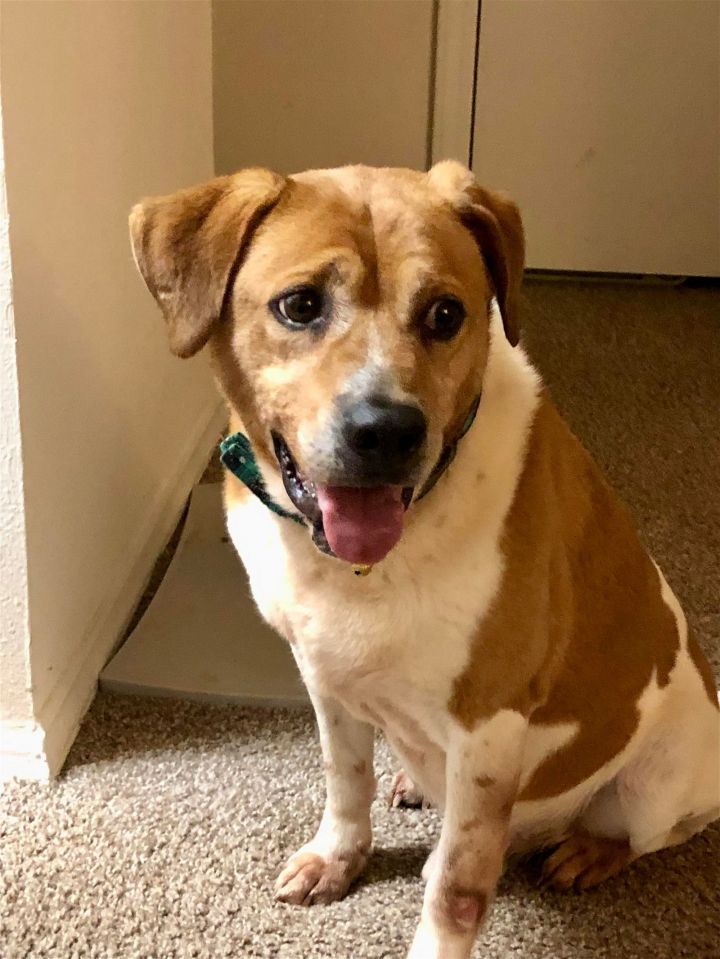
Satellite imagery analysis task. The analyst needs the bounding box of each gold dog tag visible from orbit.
[352,564,373,577]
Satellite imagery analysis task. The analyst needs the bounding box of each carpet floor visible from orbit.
[2,279,719,959]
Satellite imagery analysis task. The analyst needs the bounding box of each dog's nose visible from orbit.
[342,397,427,466]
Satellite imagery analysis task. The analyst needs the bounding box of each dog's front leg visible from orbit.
[408,709,527,959]
[275,691,375,906]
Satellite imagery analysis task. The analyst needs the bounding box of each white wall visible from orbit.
[213,0,435,174]
[0,0,223,778]
[0,93,40,778]
[472,0,720,274]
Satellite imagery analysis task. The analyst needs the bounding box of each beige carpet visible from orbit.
[2,279,719,958]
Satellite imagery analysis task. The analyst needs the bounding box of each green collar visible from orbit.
[416,394,481,500]
[219,433,305,525]
[219,394,481,530]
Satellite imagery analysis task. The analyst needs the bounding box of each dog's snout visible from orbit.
[343,398,427,466]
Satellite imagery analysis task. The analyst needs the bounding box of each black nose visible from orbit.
[342,397,427,470]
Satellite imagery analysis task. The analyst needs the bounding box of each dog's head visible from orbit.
[130,161,524,565]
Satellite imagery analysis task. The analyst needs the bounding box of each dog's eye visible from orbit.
[272,287,324,327]
[423,297,465,341]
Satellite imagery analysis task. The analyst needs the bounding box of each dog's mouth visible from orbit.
[271,431,413,565]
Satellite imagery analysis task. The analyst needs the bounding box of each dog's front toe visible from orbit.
[389,769,428,809]
[274,846,368,906]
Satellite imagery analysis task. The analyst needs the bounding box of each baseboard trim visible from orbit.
[524,269,689,285]
[1,397,227,782]
[0,720,51,782]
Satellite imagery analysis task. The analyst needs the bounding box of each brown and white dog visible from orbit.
[130,162,719,959]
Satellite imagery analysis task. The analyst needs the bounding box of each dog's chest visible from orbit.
[227,493,503,747]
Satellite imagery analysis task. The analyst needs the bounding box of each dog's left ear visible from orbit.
[427,160,525,346]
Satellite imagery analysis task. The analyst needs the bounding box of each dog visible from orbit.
[130,161,719,959]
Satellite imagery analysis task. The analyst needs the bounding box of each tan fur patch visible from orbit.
[449,397,681,800]
[130,170,286,358]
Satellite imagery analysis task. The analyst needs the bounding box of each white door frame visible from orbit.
[431,0,480,166]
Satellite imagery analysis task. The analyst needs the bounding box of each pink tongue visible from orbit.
[316,485,405,565]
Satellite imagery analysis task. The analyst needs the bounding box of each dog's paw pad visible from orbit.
[388,769,428,809]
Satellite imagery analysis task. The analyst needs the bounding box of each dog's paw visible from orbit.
[389,769,428,809]
[540,834,633,891]
[274,844,369,906]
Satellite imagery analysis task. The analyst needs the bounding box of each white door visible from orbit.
[464,0,720,275]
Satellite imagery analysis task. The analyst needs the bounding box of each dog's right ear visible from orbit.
[129,169,287,358]
[427,160,525,347]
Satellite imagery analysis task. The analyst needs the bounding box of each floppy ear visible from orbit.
[427,160,525,346]
[129,168,287,357]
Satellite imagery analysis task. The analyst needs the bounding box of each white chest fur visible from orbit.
[225,319,542,782]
